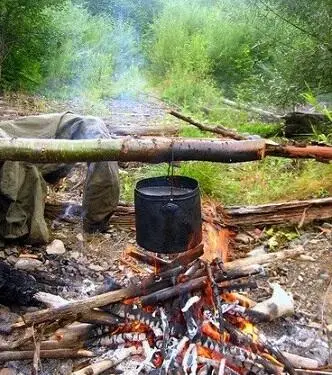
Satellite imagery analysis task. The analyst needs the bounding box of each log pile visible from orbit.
[1,243,324,375]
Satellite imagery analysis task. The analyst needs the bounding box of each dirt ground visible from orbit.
[0,94,331,373]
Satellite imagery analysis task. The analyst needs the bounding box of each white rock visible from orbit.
[88,264,104,272]
[248,245,266,257]
[15,258,43,272]
[299,254,315,262]
[235,232,252,244]
[46,239,66,255]
[76,233,84,242]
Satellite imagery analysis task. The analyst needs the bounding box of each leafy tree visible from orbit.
[83,0,162,32]
[0,0,66,90]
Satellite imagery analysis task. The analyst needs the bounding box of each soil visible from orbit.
[0,94,331,374]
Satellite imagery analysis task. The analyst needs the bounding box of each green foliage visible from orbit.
[41,3,114,101]
[0,0,66,90]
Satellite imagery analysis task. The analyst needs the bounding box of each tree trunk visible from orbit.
[0,138,266,163]
[1,137,332,164]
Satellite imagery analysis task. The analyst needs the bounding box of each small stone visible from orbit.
[0,368,17,375]
[6,255,18,265]
[299,254,315,262]
[235,232,252,244]
[298,275,303,282]
[76,233,84,242]
[0,251,5,259]
[46,239,66,255]
[15,258,43,271]
[248,245,266,257]
[5,247,17,256]
[70,251,80,260]
[320,272,330,280]
[88,264,104,272]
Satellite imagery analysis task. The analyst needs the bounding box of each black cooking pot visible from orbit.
[135,176,202,253]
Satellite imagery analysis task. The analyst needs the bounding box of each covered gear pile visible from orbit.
[0,112,120,243]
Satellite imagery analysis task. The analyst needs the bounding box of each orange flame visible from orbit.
[202,223,229,263]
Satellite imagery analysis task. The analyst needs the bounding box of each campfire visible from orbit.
[1,216,323,375]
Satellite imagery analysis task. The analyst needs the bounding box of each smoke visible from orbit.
[41,2,148,106]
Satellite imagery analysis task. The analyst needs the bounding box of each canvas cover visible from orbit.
[0,113,119,244]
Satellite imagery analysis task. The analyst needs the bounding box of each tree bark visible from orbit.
[0,137,266,163]
[220,197,332,226]
[1,137,332,163]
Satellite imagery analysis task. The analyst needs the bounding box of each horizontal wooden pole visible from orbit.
[0,137,265,164]
[0,137,332,164]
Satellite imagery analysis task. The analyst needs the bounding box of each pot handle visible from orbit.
[160,202,181,216]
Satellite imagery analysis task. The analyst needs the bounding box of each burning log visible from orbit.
[71,346,141,375]
[250,283,294,321]
[0,349,94,362]
[2,136,332,164]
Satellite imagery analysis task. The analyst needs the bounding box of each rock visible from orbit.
[297,275,303,282]
[299,254,315,262]
[5,247,18,256]
[235,232,252,244]
[319,272,330,280]
[46,239,66,255]
[248,245,266,257]
[70,251,80,260]
[6,255,18,265]
[0,251,5,259]
[76,233,84,242]
[0,369,17,375]
[15,258,43,271]
[88,264,104,272]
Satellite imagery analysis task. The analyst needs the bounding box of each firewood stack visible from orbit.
[0,241,322,375]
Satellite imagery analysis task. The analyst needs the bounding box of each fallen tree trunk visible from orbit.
[220,98,282,122]
[219,197,332,226]
[45,196,332,228]
[0,137,332,163]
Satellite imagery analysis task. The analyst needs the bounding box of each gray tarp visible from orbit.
[0,112,120,244]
